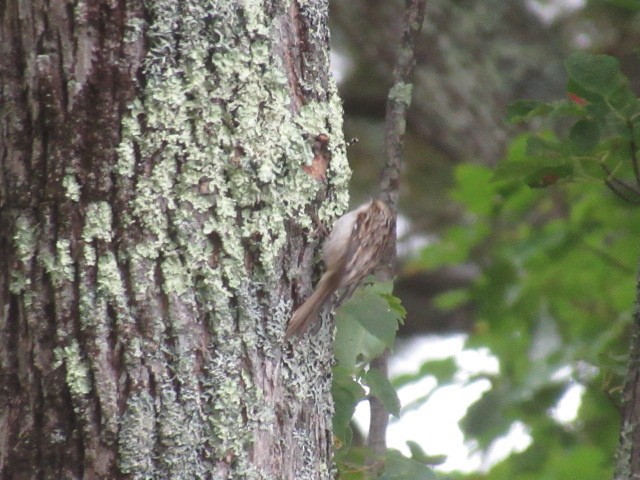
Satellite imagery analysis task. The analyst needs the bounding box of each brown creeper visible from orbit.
[285,199,395,338]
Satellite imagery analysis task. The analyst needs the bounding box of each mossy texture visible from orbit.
[110,1,347,478]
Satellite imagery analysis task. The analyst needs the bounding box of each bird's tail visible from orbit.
[285,270,341,338]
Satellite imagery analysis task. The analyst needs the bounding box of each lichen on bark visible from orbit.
[110,0,348,477]
[2,0,345,478]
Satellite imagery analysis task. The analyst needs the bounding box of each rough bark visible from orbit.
[0,1,346,479]
[615,276,640,480]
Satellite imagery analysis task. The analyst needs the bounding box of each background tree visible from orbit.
[1,1,350,478]
[330,0,640,479]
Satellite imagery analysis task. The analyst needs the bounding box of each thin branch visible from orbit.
[379,0,427,210]
[627,119,640,189]
[613,272,640,477]
[603,179,640,204]
[582,242,636,276]
[368,0,427,467]
[367,352,391,458]
[600,164,640,204]
[601,163,640,193]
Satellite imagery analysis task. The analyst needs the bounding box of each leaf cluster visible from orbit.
[405,52,640,478]
[333,281,437,479]
[501,52,640,198]
[333,51,640,479]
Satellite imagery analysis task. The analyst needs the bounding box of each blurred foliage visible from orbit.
[408,52,639,478]
[334,0,567,169]
[330,1,640,478]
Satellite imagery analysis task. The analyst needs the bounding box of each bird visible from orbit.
[285,199,395,338]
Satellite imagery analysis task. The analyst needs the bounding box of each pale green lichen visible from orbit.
[114,99,143,178]
[57,239,74,281]
[389,81,414,107]
[8,271,29,296]
[54,340,91,396]
[113,0,346,476]
[118,392,157,476]
[293,426,332,479]
[96,252,128,308]
[10,214,37,303]
[83,202,114,243]
[82,202,115,271]
[124,17,146,45]
[63,174,81,201]
[13,214,37,263]
[42,239,75,286]
[154,386,208,478]
[160,253,192,297]
[614,420,634,479]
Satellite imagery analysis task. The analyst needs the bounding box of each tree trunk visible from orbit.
[615,276,640,480]
[0,1,347,478]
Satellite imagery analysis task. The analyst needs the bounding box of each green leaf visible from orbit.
[332,366,366,443]
[334,310,387,371]
[423,358,458,384]
[506,100,552,123]
[526,165,573,188]
[334,281,402,371]
[460,387,512,447]
[565,53,622,96]
[364,368,401,417]
[432,289,469,310]
[406,441,447,465]
[603,0,640,11]
[366,278,395,295]
[382,293,407,320]
[379,450,437,480]
[392,357,457,389]
[493,160,537,184]
[335,446,371,480]
[548,445,609,480]
[551,98,588,117]
[506,133,530,162]
[569,119,600,154]
[339,284,401,346]
[451,164,496,215]
[526,135,562,157]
